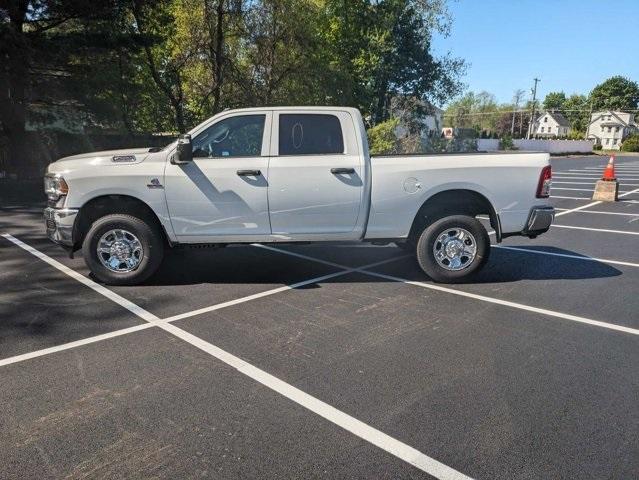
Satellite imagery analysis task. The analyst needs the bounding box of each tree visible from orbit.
[0,0,138,174]
[590,76,639,111]
[563,94,589,133]
[543,91,566,111]
[321,0,465,124]
[443,91,498,133]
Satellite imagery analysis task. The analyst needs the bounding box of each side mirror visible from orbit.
[172,134,193,164]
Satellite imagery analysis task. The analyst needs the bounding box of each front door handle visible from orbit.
[331,167,355,174]
[237,169,261,176]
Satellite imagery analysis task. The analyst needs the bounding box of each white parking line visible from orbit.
[363,270,639,336]
[493,245,639,269]
[162,255,408,324]
[552,187,633,193]
[0,324,155,367]
[1,234,158,322]
[552,170,639,178]
[258,246,639,336]
[550,195,591,200]
[158,321,472,480]
[552,224,639,235]
[553,187,639,217]
[555,208,639,217]
[2,235,465,480]
[553,182,639,186]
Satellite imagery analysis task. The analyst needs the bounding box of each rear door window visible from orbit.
[278,114,344,155]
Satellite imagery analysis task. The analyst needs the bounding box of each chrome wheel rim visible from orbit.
[432,227,477,271]
[97,229,143,273]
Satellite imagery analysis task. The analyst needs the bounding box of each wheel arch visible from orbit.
[408,189,501,242]
[72,194,170,251]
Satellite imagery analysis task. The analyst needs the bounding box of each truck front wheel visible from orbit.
[415,215,490,283]
[82,214,164,285]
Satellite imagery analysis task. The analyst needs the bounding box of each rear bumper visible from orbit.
[501,206,554,240]
[44,207,78,247]
[523,206,554,236]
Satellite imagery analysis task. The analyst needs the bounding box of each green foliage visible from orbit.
[1,0,467,176]
[320,0,465,123]
[593,143,603,151]
[590,76,639,111]
[567,130,585,140]
[444,91,498,131]
[425,137,477,153]
[543,91,566,111]
[562,94,589,133]
[367,118,400,155]
[499,135,516,150]
[621,134,639,152]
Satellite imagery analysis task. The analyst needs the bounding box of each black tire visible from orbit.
[82,214,164,285]
[415,215,490,283]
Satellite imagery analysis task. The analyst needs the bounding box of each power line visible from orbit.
[442,108,639,117]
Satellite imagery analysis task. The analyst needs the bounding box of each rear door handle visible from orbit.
[236,169,261,176]
[331,167,355,174]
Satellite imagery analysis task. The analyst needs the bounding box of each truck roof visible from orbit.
[218,106,361,114]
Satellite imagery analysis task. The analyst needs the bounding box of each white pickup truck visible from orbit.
[44,106,554,285]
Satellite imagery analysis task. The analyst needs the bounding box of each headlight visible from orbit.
[44,174,69,201]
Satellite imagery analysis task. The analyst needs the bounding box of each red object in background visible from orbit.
[602,155,616,181]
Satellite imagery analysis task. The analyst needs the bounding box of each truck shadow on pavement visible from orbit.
[370,246,622,284]
[144,245,622,285]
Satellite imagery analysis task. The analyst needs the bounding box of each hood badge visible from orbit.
[112,155,136,163]
[147,178,164,189]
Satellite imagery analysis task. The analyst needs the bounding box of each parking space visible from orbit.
[1,155,639,479]
[0,328,424,480]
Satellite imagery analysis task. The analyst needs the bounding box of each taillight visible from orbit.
[536,165,551,198]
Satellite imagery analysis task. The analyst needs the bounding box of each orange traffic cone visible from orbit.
[602,154,616,181]
[592,154,619,201]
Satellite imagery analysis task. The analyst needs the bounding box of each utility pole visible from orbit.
[526,78,541,139]
[511,89,524,136]
[585,99,594,139]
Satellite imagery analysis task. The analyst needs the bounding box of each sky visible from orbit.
[432,0,639,105]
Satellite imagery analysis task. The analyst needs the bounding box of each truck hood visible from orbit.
[48,148,154,174]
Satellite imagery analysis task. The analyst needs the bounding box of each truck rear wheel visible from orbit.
[82,214,164,285]
[415,215,490,283]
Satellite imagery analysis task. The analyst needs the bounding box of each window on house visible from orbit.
[544,117,548,123]
[615,126,620,132]
[613,138,618,145]
[605,138,610,145]
[608,127,611,132]
[541,127,544,132]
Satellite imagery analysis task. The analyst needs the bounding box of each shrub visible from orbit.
[499,135,517,150]
[367,118,400,155]
[567,131,585,140]
[621,134,639,152]
[593,144,603,151]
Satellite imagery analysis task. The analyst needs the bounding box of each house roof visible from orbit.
[535,111,571,127]
[589,111,634,127]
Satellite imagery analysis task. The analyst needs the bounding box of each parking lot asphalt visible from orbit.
[1,155,638,479]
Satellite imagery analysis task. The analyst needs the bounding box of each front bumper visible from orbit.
[523,206,555,236]
[44,207,79,247]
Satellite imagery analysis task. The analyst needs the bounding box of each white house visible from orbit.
[393,104,443,139]
[586,111,638,150]
[531,111,571,138]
